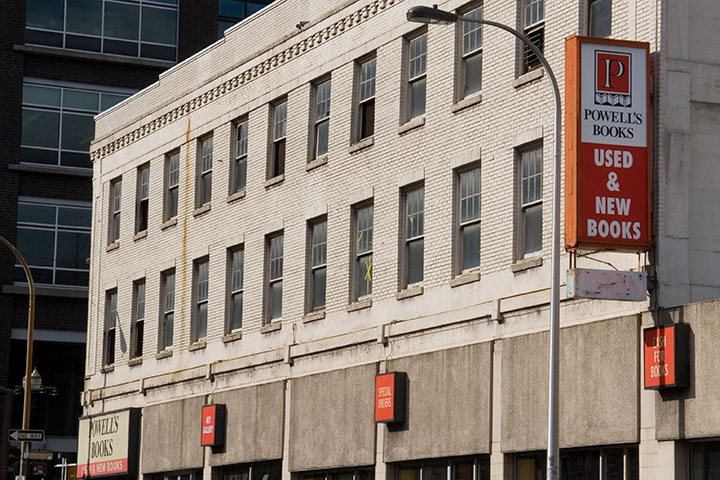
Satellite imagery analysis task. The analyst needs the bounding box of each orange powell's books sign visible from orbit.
[375,372,407,423]
[565,36,651,252]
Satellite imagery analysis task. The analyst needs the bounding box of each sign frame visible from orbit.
[566,268,646,301]
[375,372,407,424]
[643,324,690,390]
[8,429,45,442]
[565,35,652,252]
[76,408,140,479]
[200,404,226,448]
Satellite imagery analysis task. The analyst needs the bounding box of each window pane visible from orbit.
[100,93,128,111]
[26,0,64,30]
[357,206,373,253]
[58,269,90,286]
[22,110,60,149]
[247,1,272,15]
[23,85,61,107]
[61,113,95,151]
[464,51,482,96]
[589,0,612,38]
[16,228,55,267]
[56,231,90,269]
[359,58,376,101]
[63,90,99,111]
[168,188,178,218]
[104,2,140,40]
[141,7,177,45]
[357,254,372,297]
[231,292,243,330]
[271,281,282,319]
[58,207,91,228]
[462,222,481,271]
[196,303,207,339]
[219,0,246,17]
[406,188,424,239]
[524,204,542,254]
[316,80,331,120]
[236,121,248,157]
[235,157,247,192]
[360,100,375,139]
[18,203,56,225]
[164,313,174,347]
[202,172,212,205]
[311,221,327,267]
[410,77,426,119]
[66,0,103,36]
[315,120,329,157]
[274,102,287,139]
[312,267,326,309]
[407,238,424,284]
[453,459,474,480]
[408,34,427,79]
[463,7,483,53]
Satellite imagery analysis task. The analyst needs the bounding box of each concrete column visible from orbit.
[282,380,292,480]
[490,340,511,480]
[376,360,388,480]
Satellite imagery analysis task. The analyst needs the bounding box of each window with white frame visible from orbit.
[402,185,424,287]
[353,203,373,300]
[196,135,213,207]
[108,177,122,244]
[460,5,483,97]
[518,144,543,257]
[159,268,175,350]
[227,247,244,332]
[21,81,129,169]
[25,0,178,61]
[407,31,427,120]
[357,56,376,141]
[135,163,149,233]
[308,218,327,311]
[131,279,145,358]
[588,0,611,38]
[269,99,287,179]
[232,119,248,194]
[15,198,91,287]
[521,0,544,72]
[164,150,179,221]
[192,257,209,342]
[266,233,283,322]
[457,166,481,272]
[104,289,117,366]
[313,78,331,159]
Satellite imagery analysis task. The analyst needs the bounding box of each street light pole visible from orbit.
[0,235,36,478]
[406,7,563,479]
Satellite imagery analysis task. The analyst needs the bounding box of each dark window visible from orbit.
[218,0,275,38]
[131,279,145,358]
[197,135,213,207]
[227,247,244,332]
[193,258,209,341]
[393,456,489,480]
[308,218,327,310]
[403,186,424,286]
[104,289,117,365]
[232,119,248,193]
[458,167,481,271]
[160,269,175,350]
[522,0,545,72]
[269,100,287,178]
[588,0,612,38]
[267,233,283,322]
[135,163,150,233]
[165,150,180,220]
[354,203,373,299]
[407,32,427,119]
[519,144,543,256]
[313,79,331,159]
[358,57,376,140]
[109,177,122,244]
[461,6,483,97]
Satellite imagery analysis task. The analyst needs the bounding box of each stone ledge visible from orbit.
[9,163,93,177]
[193,204,211,217]
[227,189,246,203]
[398,116,425,134]
[222,331,243,343]
[101,365,114,373]
[348,136,374,154]
[306,155,328,171]
[155,349,173,360]
[513,67,545,88]
[302,310,326,323]
[396,285,424,300]
[450,271,482,287]
[133,230,147,241]
[188,340,207,351]
[451,92,483,113]
[3,284,88,299]
[14,44,174,69]
[128,357,143,367]
[106,241,119,252]
[260,321,282,334]
[511,256,544,273]
[161,217,178,230]
[347,297,372,312]
[264,174,285,188]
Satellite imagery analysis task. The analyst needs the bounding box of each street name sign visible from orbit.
[9,429,45,442]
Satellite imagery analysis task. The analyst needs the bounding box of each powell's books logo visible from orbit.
[594,50,632,107]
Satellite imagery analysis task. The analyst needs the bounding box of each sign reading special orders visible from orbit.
[565,36,651,252]
[77,408,140,478]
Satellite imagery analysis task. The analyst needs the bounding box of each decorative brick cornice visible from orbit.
[91,0,399,163]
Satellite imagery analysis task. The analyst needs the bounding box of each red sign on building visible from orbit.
[643,324,689,390]
[375,372,407,423]
[201,404,226,447]
[565,36,651,252]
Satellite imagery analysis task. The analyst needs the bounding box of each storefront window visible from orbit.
[221,461,281,480]
[394,456,489,480]
[691,441,720,479]
[301,467,373,480]
[514,446,638,480]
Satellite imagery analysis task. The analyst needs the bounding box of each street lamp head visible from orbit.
[406,5,458,24]
[22,367,43,392]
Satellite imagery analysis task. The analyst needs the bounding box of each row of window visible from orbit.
[103,149,546,365]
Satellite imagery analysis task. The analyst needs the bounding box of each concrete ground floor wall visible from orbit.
[85,298,720,480]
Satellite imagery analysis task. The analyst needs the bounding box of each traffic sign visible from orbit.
[8,429,44,442]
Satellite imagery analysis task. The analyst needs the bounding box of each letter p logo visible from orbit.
[595,51,632,107]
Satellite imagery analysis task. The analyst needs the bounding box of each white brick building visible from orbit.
[83,0,720,479]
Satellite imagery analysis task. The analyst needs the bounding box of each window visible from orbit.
[15,198,91,286]
[269,99,287,179]
[460,5,483,97]
[192,258,209,342]
[393,456,489,480]
[164,150,180,221]
[588,0,611,38]
[104,289,117,366]
[301,467,373,480]
[691,441,720,480]
[357,56,376,140]
[231,119,248,194]
[227,247,244,332]
[135,163,149,233]
[402,186,424,287]
[218,0,274,38]
[406,31,427,120]
[266,233,283,322]
[196,135,213,207]
[131,279,145,358]
[518,144,543,257]
[108,177,122,244]
[308,218,327,311]
[457,167,481,272]
[159,269,175,350]
[521,0,544,72]
[21,81,129,169]
[25,0,178,61]
[514,446,638,480]
[353,203,373,299]
[313,78,331,159]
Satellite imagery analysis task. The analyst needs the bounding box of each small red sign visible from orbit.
[644,325,689,389]
[375,373,395,422]
[201,405,217,446]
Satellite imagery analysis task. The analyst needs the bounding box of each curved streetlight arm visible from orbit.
[407,8,563,480]
[0,235,36,477]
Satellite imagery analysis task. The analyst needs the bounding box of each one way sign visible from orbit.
[8,430,44,442]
